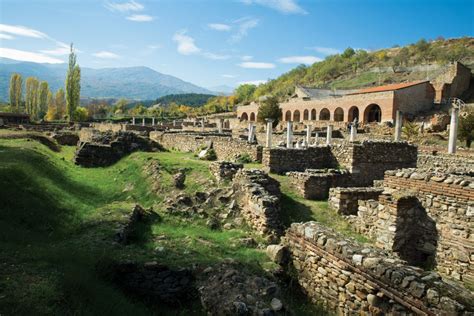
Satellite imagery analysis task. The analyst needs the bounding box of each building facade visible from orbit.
[237,81,436,125]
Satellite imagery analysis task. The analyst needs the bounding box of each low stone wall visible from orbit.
[262,141,417,185]
[283,222,474,315]
[74,131,160,167]
[417,152,474,173]
[329,187,383,215]
[209,161,243,183]
[262,146,336,174]
[349,168,473,284]
[232,169,283,241]
[287,169,351,200]
[150,131,263,162]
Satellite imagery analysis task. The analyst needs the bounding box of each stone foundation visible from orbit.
[232,169,283,241]
[150,131,263,162]
[209,161,243,183]
[287,169,351,200]
[283,222,474,315]
[348,168,473,284]
[329,187,383,215]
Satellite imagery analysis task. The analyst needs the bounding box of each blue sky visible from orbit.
[0,0,473,89]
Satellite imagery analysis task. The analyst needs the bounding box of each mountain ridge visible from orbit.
[0,59,215,101]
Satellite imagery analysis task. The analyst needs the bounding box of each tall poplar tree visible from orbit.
[38,81,50,120]
[25,77,39,120]
[55,88,66,120]
[46,90,56,121]
[65,43,81,121]
[9,73,23,112]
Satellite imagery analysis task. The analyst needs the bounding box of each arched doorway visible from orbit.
[285,110,292,121]
[250,112,256,121]
[319,108,330,121]
[334,107,344,122]
[364,104,382,123]
[311,109,317,120]
[348,106,359,123]
[241,112,248,121]
[303,109,309,121]
[293,110,301,122]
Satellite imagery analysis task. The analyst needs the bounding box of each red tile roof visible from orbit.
[348,81,429,95]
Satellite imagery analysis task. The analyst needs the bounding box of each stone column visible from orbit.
[394,110,403,141]
[266,119,274,148]
[448,107,459,154]
[218,119,224,133]
[247,123,253,142]
[152,117,155,126]
[326,125,333,145]
[142,117,145,126]
[132,117,136,125]
[306,124,312,145]
[286,121,293,148]
[173,120,176,127]
[350,124,357,142]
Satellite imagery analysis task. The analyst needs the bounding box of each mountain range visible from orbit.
[0,58,216,101]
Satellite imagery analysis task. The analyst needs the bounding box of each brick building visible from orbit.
[236,62,472,125]
[237,81,435,124]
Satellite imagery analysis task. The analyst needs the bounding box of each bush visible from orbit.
[459,108,474,148]
[235,153,253,164]
[257,96,282,126]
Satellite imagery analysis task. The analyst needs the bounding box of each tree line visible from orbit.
[8,44,81,122]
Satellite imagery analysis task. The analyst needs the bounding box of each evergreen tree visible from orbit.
[38,81,50,120]
[65,43,81,121]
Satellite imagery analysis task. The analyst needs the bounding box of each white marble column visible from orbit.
[266,119,274,148]
[350,124,357,142]
[326,125,333,145]
[218,119,224,133]
[394,110,403,141]
[286,121,293,148]
[448,107,459,154]
[132,117,136,125]
[142,117,145,126]
[306,124,312,145]
[152,117,155,126]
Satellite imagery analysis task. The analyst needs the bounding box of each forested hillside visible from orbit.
[253,37,474,100]
[154,93,216,107]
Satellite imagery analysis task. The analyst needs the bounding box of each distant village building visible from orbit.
[236,62,471,125]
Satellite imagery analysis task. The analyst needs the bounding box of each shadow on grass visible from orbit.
[279,193,315,229]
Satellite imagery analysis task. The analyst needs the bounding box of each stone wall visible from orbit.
[150,131,263,162]
[232,169,283,241]
[349,168,473,284]
[329,187,383,215]
[209,161,243,183]
[417,152,474,173]
[287,170,351,200]
[262,146,336,174]
[283,221,474,315]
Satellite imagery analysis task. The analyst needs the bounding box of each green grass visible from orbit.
[0,139,325,315]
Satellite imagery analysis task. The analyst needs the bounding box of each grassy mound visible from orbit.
[0,139,326,315]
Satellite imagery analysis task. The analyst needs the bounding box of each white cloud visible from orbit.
[208,23,231,31]
[241,55,253,61]
[202,52,231,60]
[241,0,306,14]
[93,51,120,59]
[307,46,340,55]
[105,0,144,12]
[230,17,259,43]
[0,24,47,39]
[173,30,201,55]
[0,47,64,63]
[278,55,322,64]
[0,33,13,40]
[238,79,267,85]
[239,62,275,69]
[126,14,153,22]
[222,74,237,78]
[39,42,73,56]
